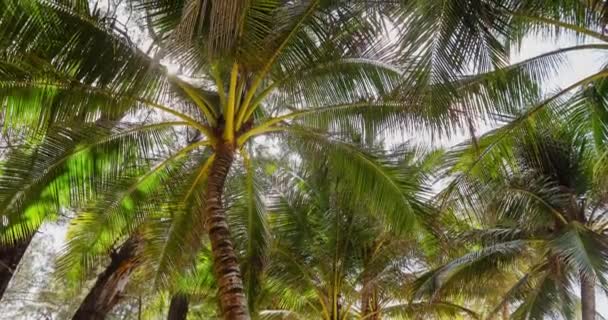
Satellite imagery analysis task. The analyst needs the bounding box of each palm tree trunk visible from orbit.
[72,235,142,320]
[502,303,509,320]
[167,294,189,320]
[360,277,378,320]
[581,273,596,320]
[0,236,33,299]
[204,143,249,319]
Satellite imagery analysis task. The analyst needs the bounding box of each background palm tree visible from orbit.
[425,117,608,320]
[251,142,480,320]
[5,0,604,319]
[408,2,608,318]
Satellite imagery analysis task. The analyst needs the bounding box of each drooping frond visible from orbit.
[225,152,270,313]
[0,0,169,99]
[280,127,435,235]
[55,128,198,281]
[0,120,177,244]
[380,301,480,320]
[549,222,608,289]
[412,240,529,300]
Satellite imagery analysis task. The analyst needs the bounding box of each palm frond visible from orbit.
[226,153,270,313]
[549,222,608,289]
[281,127,434,234]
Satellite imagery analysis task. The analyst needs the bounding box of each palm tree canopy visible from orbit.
[5,0,608,319]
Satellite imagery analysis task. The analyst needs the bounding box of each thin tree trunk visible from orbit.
[360,242,379,320]
[581,273,596,320]
[204,143,249,319]
[138,296,142,320]
[168,294,189,320]
[0,235,33,299]
[360,277,379,320]
[502,303,509,320]
[72,235,142,320]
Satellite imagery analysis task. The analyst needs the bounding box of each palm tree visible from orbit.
[0,0,543,318]
[422,120,608,320]
[0,238,32,298]
[167,294,189,320]
[251,144,480,320]
[163,249,216,319]
[0,0,157,301]
[72,234,144,320]
[412,2,608,318]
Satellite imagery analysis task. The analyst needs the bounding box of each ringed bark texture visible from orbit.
[72,235,142,320]
[0,236,33,299]
[581,273,596,320]
[204,143,249,319]
[167,294,189,320]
